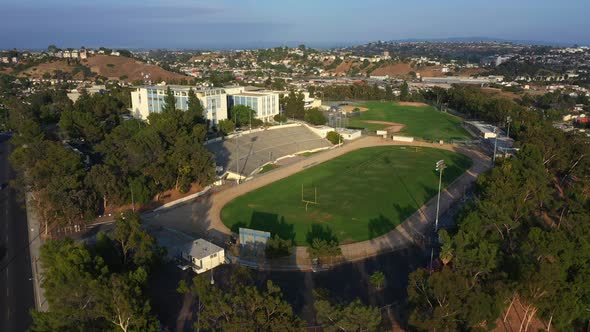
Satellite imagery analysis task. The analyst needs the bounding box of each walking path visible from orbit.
[148,136,491,270]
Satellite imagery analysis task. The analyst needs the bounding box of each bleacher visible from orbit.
[207,125,331,176]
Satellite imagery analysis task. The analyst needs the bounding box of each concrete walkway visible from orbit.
[148,136,491,270]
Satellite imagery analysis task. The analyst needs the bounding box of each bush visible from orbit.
[326,131,343,145]
[273,114,288,123]
[307,239,341,259]
[265,235,294,258]
[216,119,235,136]
[304,108,327,125]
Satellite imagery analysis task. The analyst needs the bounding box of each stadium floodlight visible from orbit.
[431,159,446,272]
[434,160,446,232]
[492,127,499,164]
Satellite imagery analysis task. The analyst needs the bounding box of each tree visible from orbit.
[96,269,159,332]
[178,270,303,331]
[399,81,409,101]
[326,131,343,145]
[162,86,177,113]
[370,271,385,290]
[230,105,258,128]
[314,293,381,332]
[187,88,205,123]
[265,235,294,258]
[112,211,158,267]
[407,267,498,331]
[273,114,288,123]
[87,164,128,212]
[216,119,235,136]
[304,107,326,125]
[283,90,305,119]
[307,239,341,260]
[31,233,161,331]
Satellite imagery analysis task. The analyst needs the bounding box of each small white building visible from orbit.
[179,239,225,274]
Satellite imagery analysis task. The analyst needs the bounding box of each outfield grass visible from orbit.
[221,146,472,245]
[347,102,470,141]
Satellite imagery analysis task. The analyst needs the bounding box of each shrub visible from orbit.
[265,235,294,258]
[326,131,343,145]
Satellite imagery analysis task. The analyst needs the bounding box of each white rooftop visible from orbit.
[183,239,223,260]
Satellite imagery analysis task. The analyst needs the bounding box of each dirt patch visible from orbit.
[362,120,405,133]
[17,60,83,79]
[341,105,368,113]
[397,102,428,107]
[369,63,413,77]
[86,55,189,83]
[416,65,446,78]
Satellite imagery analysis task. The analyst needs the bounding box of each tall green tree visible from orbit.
[314,292,382,332]
[187,88,205,123]
[399,81,409,101]
[178,269,302,331]
[162,86,177,112]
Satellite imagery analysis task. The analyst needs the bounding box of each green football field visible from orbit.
[347,102,470,141]
[221,146,472,245]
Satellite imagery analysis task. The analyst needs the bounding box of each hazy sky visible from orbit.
[1,0,589,49]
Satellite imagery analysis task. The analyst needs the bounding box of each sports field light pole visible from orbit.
[430,159,446,272]
[492,127,499,165]
[504,116,512,158]
[235,133,240,185]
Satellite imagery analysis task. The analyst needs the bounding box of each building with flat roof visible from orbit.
[228,88,280,122]
[130,85,228,126]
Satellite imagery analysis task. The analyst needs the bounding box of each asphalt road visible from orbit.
[0,135,34,332]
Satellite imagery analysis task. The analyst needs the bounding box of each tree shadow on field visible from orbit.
[305,224,338,245]
[368,214,395,239]
[230,211,296,241]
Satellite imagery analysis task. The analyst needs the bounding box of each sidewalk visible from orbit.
[25,192,47,312]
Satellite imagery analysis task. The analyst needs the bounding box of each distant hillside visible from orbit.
[18,60,87,80]
[14,55,190,83]
[85,55,189,82]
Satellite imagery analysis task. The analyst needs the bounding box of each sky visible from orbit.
[1,0,589,49]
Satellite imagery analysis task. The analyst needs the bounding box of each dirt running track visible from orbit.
[146,136,491,270]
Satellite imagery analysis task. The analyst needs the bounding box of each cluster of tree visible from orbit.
[228,105,262,128]
[304,107,326,125]
[423,85,535,125]
[31,211,162,332]
[177,267,303,331]
[313,289,382,332]
[315,83,395,101]
[408,92,590,330]
[281,90,305,119]
[177,266,385,332]
[8,86,214,235]
[265,235,294,258]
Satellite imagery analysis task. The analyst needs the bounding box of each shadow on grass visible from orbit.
[230,211,296,241]
[305,224,338,245]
